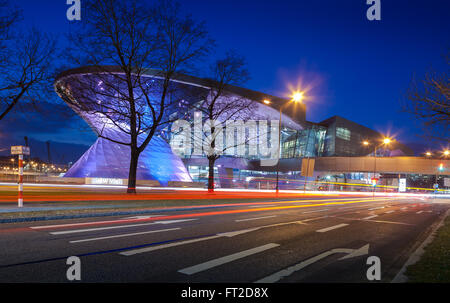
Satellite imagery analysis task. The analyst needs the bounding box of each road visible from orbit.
[0,195,448,283]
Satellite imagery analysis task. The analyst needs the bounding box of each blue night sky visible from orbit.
[2,0,449,153]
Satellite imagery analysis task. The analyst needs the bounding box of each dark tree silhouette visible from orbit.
[0,1,57,121]
[64,0,213,193]
[405,53,449,143]
[194,51,256,192]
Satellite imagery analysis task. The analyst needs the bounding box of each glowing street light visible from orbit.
[292,91,304,103]
[263,99,271,105]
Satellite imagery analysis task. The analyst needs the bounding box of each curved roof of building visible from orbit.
[55,65,307,125]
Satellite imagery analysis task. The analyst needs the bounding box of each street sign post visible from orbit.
[11,146,30,208]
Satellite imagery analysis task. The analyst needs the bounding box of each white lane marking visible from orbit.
[316,223,349,233]
[363,215,378,220]
[178,243,280,275]
[255,245,369,283]
[30,217,164,230]
[416,211,423,214]
[120,228,270,256]
[331,216,413,226]
[50,219,197,235]
[401,207,407,210]
[303,208,329,214]
[302,216,328,222]
[69,228,180,243]
[368,207,384,210]
[121,220,305,256]
[120,235,222,256]
[235,216,276,222]
[122,215,162,220]
[385,210,395,214]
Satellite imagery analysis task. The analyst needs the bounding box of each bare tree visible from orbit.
[63,0,212,193]
[193,51,255,192]
[0,0,20,51]
[0,0,57,121]
[405,53,449,143]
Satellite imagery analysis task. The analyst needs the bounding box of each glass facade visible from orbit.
[281,125,326,158]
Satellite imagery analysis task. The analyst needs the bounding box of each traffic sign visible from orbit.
[11,146,30,155]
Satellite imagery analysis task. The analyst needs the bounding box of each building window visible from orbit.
[336,127,351,141]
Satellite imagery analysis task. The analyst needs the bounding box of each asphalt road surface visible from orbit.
[0,195,448,283]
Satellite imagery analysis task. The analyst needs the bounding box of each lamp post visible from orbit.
[363,138,392,197]
[271,91,304,193]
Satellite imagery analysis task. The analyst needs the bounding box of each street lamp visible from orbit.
[273,91,305,193]
[363,137,393,196]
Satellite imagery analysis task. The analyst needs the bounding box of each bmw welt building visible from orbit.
[55,66,416,189]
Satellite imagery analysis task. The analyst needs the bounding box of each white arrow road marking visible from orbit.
[120,220,305,256]
[178,243,280,275]
[316,223,349,233]
[385,210,395,214]
[255,244,370,283]
[69,228,180,243]
[235,216,276,222]
[339,244,370,260]
[50,219,197,235]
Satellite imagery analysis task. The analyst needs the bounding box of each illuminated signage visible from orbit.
[398,178,406,192]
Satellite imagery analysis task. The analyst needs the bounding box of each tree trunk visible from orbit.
[207,157,215,193]
[127,150,139,194]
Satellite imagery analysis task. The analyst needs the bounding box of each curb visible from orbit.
[391,208,450,283]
